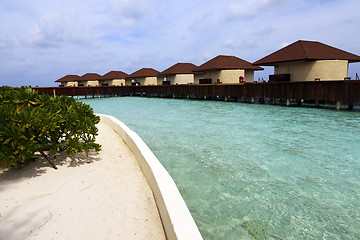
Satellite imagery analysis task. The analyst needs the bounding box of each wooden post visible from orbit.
[315,99,319,107]
[272,98,276,105]
[53,89,56,97]
[286,99,290,106]
[297,99,302,106]
[348,102,354,110]
[336,101,341,110]
[251,97,255,104]
[224,96,228,102]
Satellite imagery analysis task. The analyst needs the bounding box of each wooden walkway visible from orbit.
[34,80,360,110]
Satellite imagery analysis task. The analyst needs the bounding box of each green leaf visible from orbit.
[3,137,13,144]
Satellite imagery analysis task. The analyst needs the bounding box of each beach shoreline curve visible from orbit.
[98,114,203,240]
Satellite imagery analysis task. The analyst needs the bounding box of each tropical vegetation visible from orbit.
[0,86,101,169]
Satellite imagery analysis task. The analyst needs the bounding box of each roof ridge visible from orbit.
[298,40,309,58]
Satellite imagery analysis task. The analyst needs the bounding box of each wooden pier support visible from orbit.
[297,99,302,106]
[336,101,341,110]
[33,81,360,111]
[315,100,319,107]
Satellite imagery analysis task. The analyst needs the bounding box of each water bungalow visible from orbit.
[78,73,101,86]
[159,63,201,85]
[193,55,263,84]
[127,68,164,86]
[254,40,360,82]
[97,71,130,86]
[55,74,81,87]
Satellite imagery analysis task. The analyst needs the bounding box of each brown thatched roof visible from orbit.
[55,75,81,82]
[127,68,160,78]
[79,73,101,81]
[98,71,129,80]
[160,63,198,76]
[194,55,263,72]
[254,40,360,66]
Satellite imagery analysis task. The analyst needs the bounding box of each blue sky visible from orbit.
[0,0,359,87]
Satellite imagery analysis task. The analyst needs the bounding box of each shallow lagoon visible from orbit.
[83,97,360,239]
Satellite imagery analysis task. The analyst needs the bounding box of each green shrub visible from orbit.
[0,86,101,169]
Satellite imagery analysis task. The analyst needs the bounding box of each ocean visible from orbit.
[83,96,360,239]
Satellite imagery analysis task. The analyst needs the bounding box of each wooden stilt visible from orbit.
[348,102,354,110]
[315,99,319,107]
[336,101,341,110]
[286,99,290,106]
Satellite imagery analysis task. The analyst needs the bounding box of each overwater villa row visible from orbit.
[56,40,360,87]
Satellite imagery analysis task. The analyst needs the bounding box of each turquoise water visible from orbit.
[83,97,360,239]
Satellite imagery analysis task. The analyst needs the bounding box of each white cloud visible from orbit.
[24,11,89,48]
[0,35,18,57]
[228,0,290,19]
[19,58,35,68]
[0,0,360,86]
[123,50,160,72]
[105,0,157,29]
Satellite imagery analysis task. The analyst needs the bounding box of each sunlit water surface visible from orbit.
[83,97,360,239]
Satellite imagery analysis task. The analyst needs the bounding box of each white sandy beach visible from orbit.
[0,120,166,240]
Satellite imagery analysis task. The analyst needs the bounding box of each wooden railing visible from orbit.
[34,81,360,103]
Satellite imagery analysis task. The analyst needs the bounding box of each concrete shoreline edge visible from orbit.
[97,114,203,240]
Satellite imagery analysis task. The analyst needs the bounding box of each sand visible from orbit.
[0,120,166,240]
